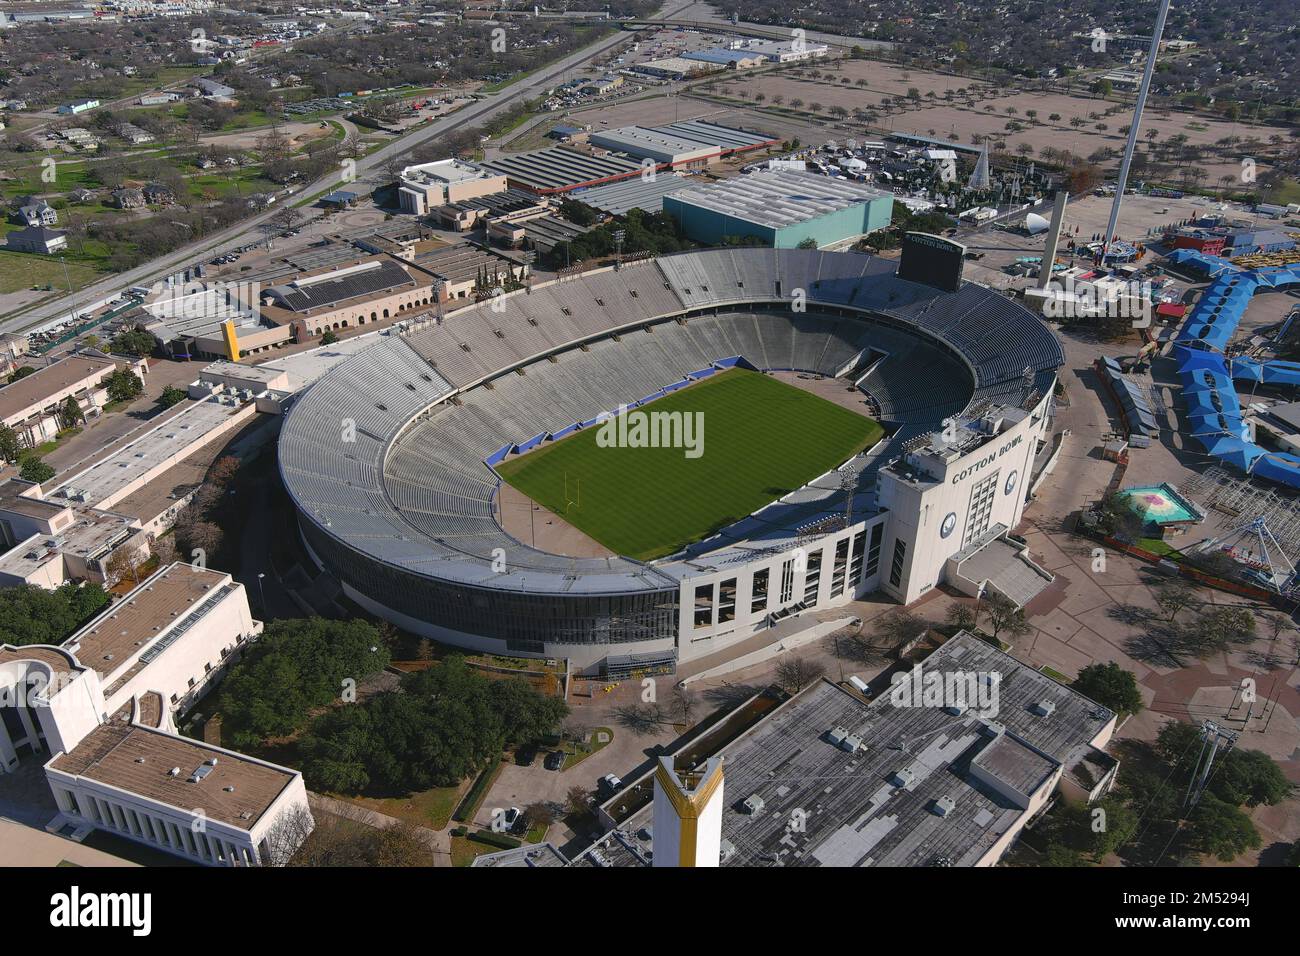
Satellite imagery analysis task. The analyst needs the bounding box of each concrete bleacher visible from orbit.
[279,247,1062,594]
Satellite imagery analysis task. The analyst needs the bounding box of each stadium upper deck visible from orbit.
[278,249,1062,669]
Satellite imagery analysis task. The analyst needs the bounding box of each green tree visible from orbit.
[1071,662,1143,718]
[558,198,599,226]
[6,366,36,384]
[1185,795,1261,862]
[0,582,111,646]
[19,456,55,484]
[321,330,339,345]
[300,656,567,795]
[56,396,83,431]
[105,369,144,404]
[219,618,391,748]
[0,425,21,463]
[1212,749,1292,808]
[110,328,157,357]
[158,385,188,409]
[945,602,978,633]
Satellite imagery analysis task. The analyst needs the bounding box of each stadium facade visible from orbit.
[279,249,1062,676]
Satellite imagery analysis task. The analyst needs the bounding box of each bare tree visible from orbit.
[565,785,592,818]
[671,685,697,727]
[946,602,978,633]
[263,804,316,866]
[105,546,144,588]
[613,702,669,736]
[873,609,931,651]
[522,802,557,833]
[982,592,1032,642]
[1154,579,1199,623]
[775,656,826,694]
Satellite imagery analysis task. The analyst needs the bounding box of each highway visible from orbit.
[2,0,694,336]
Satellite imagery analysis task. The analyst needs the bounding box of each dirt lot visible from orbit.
[703,58,1289,183]
[959,192,1223,290]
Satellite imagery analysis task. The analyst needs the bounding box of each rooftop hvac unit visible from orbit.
[891,767,916,789]
[741,794,765,815]
[719,839,737,864]
[1033,699,1056,718]
[931,795,957,817]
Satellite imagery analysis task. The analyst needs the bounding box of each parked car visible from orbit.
[544,750,565,771]
[601,773,622,792]
[502,807,523,832]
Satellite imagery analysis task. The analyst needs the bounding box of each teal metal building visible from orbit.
[664,170,894,249]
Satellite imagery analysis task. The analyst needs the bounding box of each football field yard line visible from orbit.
[495,369,883,561]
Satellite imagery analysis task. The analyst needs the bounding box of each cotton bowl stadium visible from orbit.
[278,245,1063,677]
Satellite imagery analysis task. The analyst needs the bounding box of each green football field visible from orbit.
[494,369,884,561]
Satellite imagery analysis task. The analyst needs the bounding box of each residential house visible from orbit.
[6,226,68,255]
[15,199,58,227]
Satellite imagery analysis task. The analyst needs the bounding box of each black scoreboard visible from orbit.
[897,232,966,293]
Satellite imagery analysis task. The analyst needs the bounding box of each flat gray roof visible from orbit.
[480,147,642,193]
[710,632,1112,866]
[598,631,1112,867]
[53,397,248,509]
[470,843,570,867]
[588,126,719,163]
[667,170,892,231]
[577,173,698,216]
[651,120,779,153]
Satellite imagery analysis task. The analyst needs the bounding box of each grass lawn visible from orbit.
[0,247,106,296]
[450,834,500,867]
[562,726,613,771]
[1,161,103,202]
[495,369,884,560]
[337,784,463,831]
[1136,537,1177,557]
[185,169,280,201]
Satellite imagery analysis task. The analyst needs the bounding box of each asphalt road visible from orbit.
[2,0,694,337]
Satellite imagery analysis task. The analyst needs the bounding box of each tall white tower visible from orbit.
[652,755,724,867]
[1100,0,1174,259]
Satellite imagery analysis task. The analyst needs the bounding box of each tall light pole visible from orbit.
[1100,0,1173,262]
[256,572,266,610]
[612,228,626,270]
